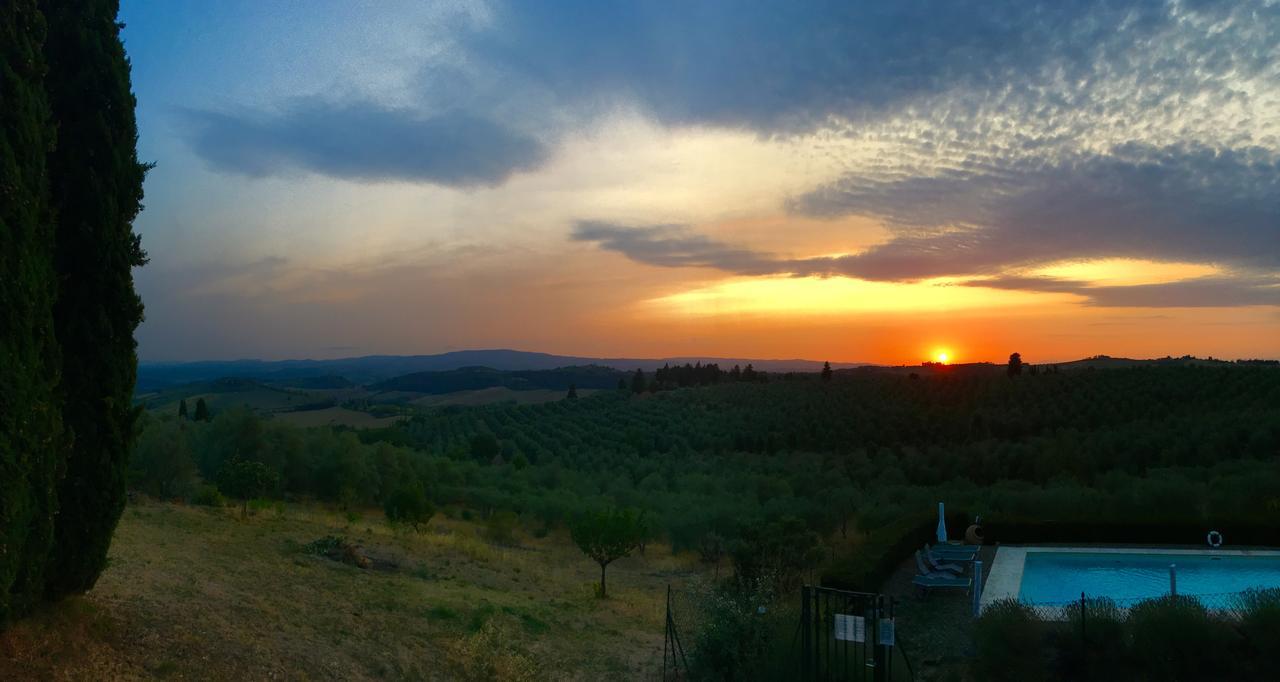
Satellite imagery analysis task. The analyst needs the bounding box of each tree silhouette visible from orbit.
[193,398,210,421]
[383,482,434,532]
[0,0,64,623]
[631,368,646,394]
[469,433,500,462]
[821,361,833,382]
[1008,352,1023,377]
[218,459,277,519]
[42,0,151,599]
[178,399,188,420]
[571,508,646,598]
[566,383,578,400]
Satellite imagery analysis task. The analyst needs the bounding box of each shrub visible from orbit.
[1234,588,1280,675]
[484,511,519,546]
[1127,595,1237,681]
[1056,597,1128,680]
[190,484,225,507]
[384,484,435,532]
[686,581,791,681]
[974,599,1046,681]
[821,511,970,591]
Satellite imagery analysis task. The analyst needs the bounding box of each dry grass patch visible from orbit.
[1,500,707,680]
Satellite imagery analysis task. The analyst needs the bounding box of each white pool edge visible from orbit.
[979,545,1280,613]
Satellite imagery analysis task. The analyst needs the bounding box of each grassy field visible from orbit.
[0,500,709,680]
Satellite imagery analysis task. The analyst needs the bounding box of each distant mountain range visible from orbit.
[136,349,866,391]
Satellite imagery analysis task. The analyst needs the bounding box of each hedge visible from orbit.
[821,510,971,591]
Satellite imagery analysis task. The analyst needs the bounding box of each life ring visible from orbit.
[1207,530,1223,548]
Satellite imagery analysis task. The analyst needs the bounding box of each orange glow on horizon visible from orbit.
[933,349,951,364]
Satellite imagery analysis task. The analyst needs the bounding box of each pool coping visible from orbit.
[979,545,1280,613]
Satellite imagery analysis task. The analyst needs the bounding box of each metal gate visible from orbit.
[800,586,899,681]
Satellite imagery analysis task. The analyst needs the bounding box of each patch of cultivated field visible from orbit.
[0,501,706,680]
[410,387,601,407]
[273,406,405,429]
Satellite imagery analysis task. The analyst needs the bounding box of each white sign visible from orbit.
[834,614,866,642]
[878,618,895,646]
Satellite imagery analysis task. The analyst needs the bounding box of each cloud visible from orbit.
[790,145,1280,277]
[465,1,1189,132]
[570,221,785,274]
[970,275,1280,308]
[184,100,548,187]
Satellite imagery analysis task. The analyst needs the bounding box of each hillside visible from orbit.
[370,365,625,395]
[0,500,705,680]
[137,349,866,390]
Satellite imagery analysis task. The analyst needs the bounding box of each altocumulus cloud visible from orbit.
[185,100,548,187]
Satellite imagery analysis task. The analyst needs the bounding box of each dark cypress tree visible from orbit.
[178,398,188,420]
[1007,352,1023,378]
[0,0,63,625]
[40,0,149,598]
[821,361,833,382]
[193,398,210,422]
[630,368,646,394]
[566,383,578,400]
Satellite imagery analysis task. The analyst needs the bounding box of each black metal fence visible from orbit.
[800,586,904,682]
[663,583,915,681]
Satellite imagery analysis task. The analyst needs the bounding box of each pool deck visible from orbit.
[979,545,1280,612]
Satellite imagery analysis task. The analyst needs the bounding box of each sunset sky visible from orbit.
[121,1,1279,364]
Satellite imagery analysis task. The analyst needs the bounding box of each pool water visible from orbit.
[1018,552,1280,604]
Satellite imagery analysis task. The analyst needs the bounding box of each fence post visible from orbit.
[801,585,812,681]
[972,559,983,617]
[1169,564,1177,597]
[663,585,671,682]
[1080,592,1087,644]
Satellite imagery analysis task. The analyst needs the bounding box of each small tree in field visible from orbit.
[571,508,646,598]
[821,361,833,382]
[178,398,188,420]
[217,459,277,518]
[384,483,434,532]
[193,397,210,421]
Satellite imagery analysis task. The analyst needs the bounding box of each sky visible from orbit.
[120,0,1280,364]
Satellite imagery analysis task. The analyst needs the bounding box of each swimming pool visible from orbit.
[1019,551,1280,604]
[980,547,1280,611]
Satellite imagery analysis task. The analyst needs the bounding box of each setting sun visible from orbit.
[934,350,951,364]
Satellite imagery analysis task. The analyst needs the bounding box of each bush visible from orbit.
[1055,597,1128,680]
[974,599,1046,681]
[384,484,435,531]
[821,511,970,591]
[686,581,792,682]
[1127,595,1237,681]
[1234,588,1280,675]
[190,484,225,507]
[484,511,518,545]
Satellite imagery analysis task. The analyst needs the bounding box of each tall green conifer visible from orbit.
[0,0,63,625]
[40,0,148,598]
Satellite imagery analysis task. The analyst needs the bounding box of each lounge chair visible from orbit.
[915,549,961,576]
[922,546,966,573]
[912,551,972,593]
[926,542,978,561]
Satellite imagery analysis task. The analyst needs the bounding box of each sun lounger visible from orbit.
[923,547,966,573]
[912,551,972,593]
[926,542,978,561]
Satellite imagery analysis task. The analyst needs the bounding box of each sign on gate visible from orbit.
[877,618,895,646]
[833,614,866,642]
